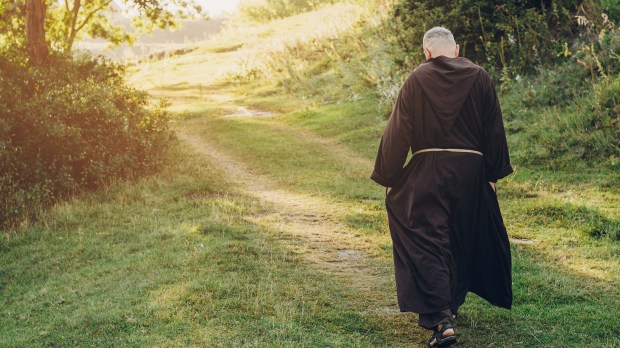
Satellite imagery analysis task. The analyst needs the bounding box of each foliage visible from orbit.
[601,0,620,22]
[0,1,25,60]
[0,54,173,227]
[391,0,595,75]
[237,0,336,23]
[0,0,207,56]
[495,14,620,170]
[497,59,619,171]
[574,8,620,77]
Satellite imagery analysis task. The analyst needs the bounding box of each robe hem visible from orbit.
[470,289,513,310]
[397,307,455,315]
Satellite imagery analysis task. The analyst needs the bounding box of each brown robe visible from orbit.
[371,56,513,316]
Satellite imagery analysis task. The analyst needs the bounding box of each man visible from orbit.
[370,27,513,347]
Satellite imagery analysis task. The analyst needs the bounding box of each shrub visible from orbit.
[0,54,173,228]
[390,0,595,75]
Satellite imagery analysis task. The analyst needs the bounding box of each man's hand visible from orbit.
[489,182,496,192]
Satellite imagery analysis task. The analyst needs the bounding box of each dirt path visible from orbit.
[178,125,397,314]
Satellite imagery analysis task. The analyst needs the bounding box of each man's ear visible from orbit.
[454,44,460,57]
[424,48,431,60]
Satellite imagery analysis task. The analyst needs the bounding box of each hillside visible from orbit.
[2,2,619,347]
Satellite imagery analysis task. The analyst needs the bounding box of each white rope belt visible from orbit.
[412,148,483,156]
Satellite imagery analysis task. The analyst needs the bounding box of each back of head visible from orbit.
[423,27,456,52]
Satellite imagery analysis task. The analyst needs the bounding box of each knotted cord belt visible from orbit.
[412,148,483,156]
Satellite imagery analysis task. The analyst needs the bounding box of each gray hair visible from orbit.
[423,27,456,50]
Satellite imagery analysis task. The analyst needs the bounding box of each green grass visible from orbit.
[187,115,378,200]
[500,63,620,171]
[3,2,620,346]
[0,147,400,347]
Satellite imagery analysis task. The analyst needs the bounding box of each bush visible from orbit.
[0,54,173,228]
[390,0,595,76]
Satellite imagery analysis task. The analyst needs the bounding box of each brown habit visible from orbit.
[371,56,513,317]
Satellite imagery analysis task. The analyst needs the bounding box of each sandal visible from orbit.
[426,321,457,348]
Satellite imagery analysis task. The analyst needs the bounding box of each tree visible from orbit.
[26,0,48,64]
[46,0,208,53]
[6,0,208,64]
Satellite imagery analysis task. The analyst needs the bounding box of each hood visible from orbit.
[412,56,481,133]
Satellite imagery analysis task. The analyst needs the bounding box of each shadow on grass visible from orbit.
[516,201,620,240]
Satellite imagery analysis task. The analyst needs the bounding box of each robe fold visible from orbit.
[371,56,513,315]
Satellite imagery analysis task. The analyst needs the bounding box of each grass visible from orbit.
[3,2,620,347]
[0,147,400,347]
[500,63,620,171]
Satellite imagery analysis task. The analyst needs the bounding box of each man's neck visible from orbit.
[431,53,457,59]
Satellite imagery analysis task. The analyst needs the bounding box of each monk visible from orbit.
[371,27,513,347]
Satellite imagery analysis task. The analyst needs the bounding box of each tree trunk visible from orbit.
[64,0,81,53]
[26,0,49,65]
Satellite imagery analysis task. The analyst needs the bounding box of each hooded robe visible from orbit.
[370,56,513,317]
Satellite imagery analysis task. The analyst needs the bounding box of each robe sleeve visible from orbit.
[370,77,415,187]
[481,71,513,183]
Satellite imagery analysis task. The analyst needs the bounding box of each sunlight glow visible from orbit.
[196,0,240,16]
